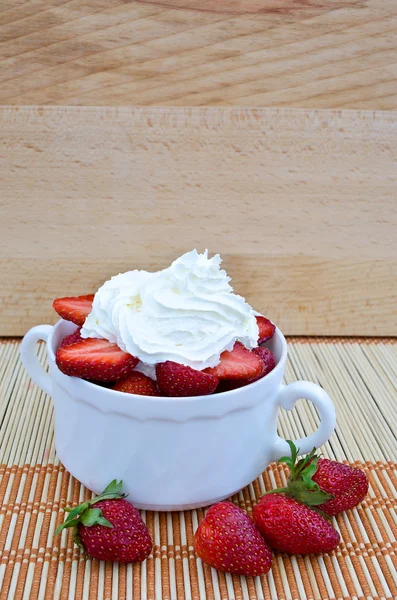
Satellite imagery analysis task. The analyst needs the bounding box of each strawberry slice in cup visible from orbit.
[56,338,138,382]
[53,295,94,327]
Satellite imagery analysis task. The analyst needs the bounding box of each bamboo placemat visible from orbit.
[0,338,396,600]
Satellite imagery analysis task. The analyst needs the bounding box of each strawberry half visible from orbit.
[113,372,159,396]
[59,327,82,348]
[204,342,263,380]
[256,316,276,344]
[53,294,94,326]
[216,346,276,392]
[56,338,138,382]
[156,361,218,397]
[194,501,272,576]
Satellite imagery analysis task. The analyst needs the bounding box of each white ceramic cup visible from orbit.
[21,319,336,511]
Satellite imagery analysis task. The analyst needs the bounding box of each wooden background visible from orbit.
[1,0,396,336]
[1,106,396,337]
[0,0,396,109]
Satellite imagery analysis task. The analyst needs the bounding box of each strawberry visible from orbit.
[156,361,218,397]
[53,294,94,326]
[194,502,272,576]
[56,338,138,382]
[252,346,276,375]
[215,346,276,392]
[56,480,152,563]
[59,327,82,348]
[113,372,159,396]
[273,441,369,516]
[253,494,340,555]
[256,316,276,344]
[204,342,263,380]
[311,458,369,516]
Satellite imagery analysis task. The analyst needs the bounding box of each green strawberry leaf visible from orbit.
[55,518,81,535]
[295,489,333,506]
[266,441,335,510]
[79,508,102,527]
[301,475,320,491]
[55,481,120,545]
[289,448,319,480]
[279,441,300,471]
[79,507,113,529]
[287,440,298,463]
[90,480,126,505]
[294,457,307,474]
[73,529,84,549]
[101,480,123,496]
[278,457,294,469]
[301,458,319,480]
[64,502,89,523]
[286,480,333,506]
[96,516,114,528]
[308,447,317,459]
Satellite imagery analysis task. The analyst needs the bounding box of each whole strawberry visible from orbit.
[156,361,218,396]
[56,480,152,563]
[275,441,369,516]
[194,501,272,576]
[113,372,159,396]
[312,457,369,516]
[59,327,82,348]
[253,494,340,555]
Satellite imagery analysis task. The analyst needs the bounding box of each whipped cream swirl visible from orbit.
[81,250,258,371]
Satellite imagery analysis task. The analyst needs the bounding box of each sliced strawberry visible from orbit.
[156,362,218,397]
[113,372,159,396]
[53,294,94,326]
[59,327,82,348]
[204,342,263,380]
[56,338,138,382]
[215,348,275,392]
[256,316,275,344]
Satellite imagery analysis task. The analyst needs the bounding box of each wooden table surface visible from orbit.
[1,0,396,108]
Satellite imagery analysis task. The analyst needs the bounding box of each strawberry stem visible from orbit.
[55,480,126,538]
[262,441,334,508]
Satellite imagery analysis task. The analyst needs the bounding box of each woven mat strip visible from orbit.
[287,338,397,345]
[0,339,396,600]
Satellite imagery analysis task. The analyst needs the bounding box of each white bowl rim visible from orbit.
[48,319,288,403]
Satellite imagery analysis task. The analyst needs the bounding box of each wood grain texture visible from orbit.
[0,106,396,336]
[0,0,396,108]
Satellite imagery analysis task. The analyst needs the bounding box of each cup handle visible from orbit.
[272,381,336,460]
[20,325,53,396]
